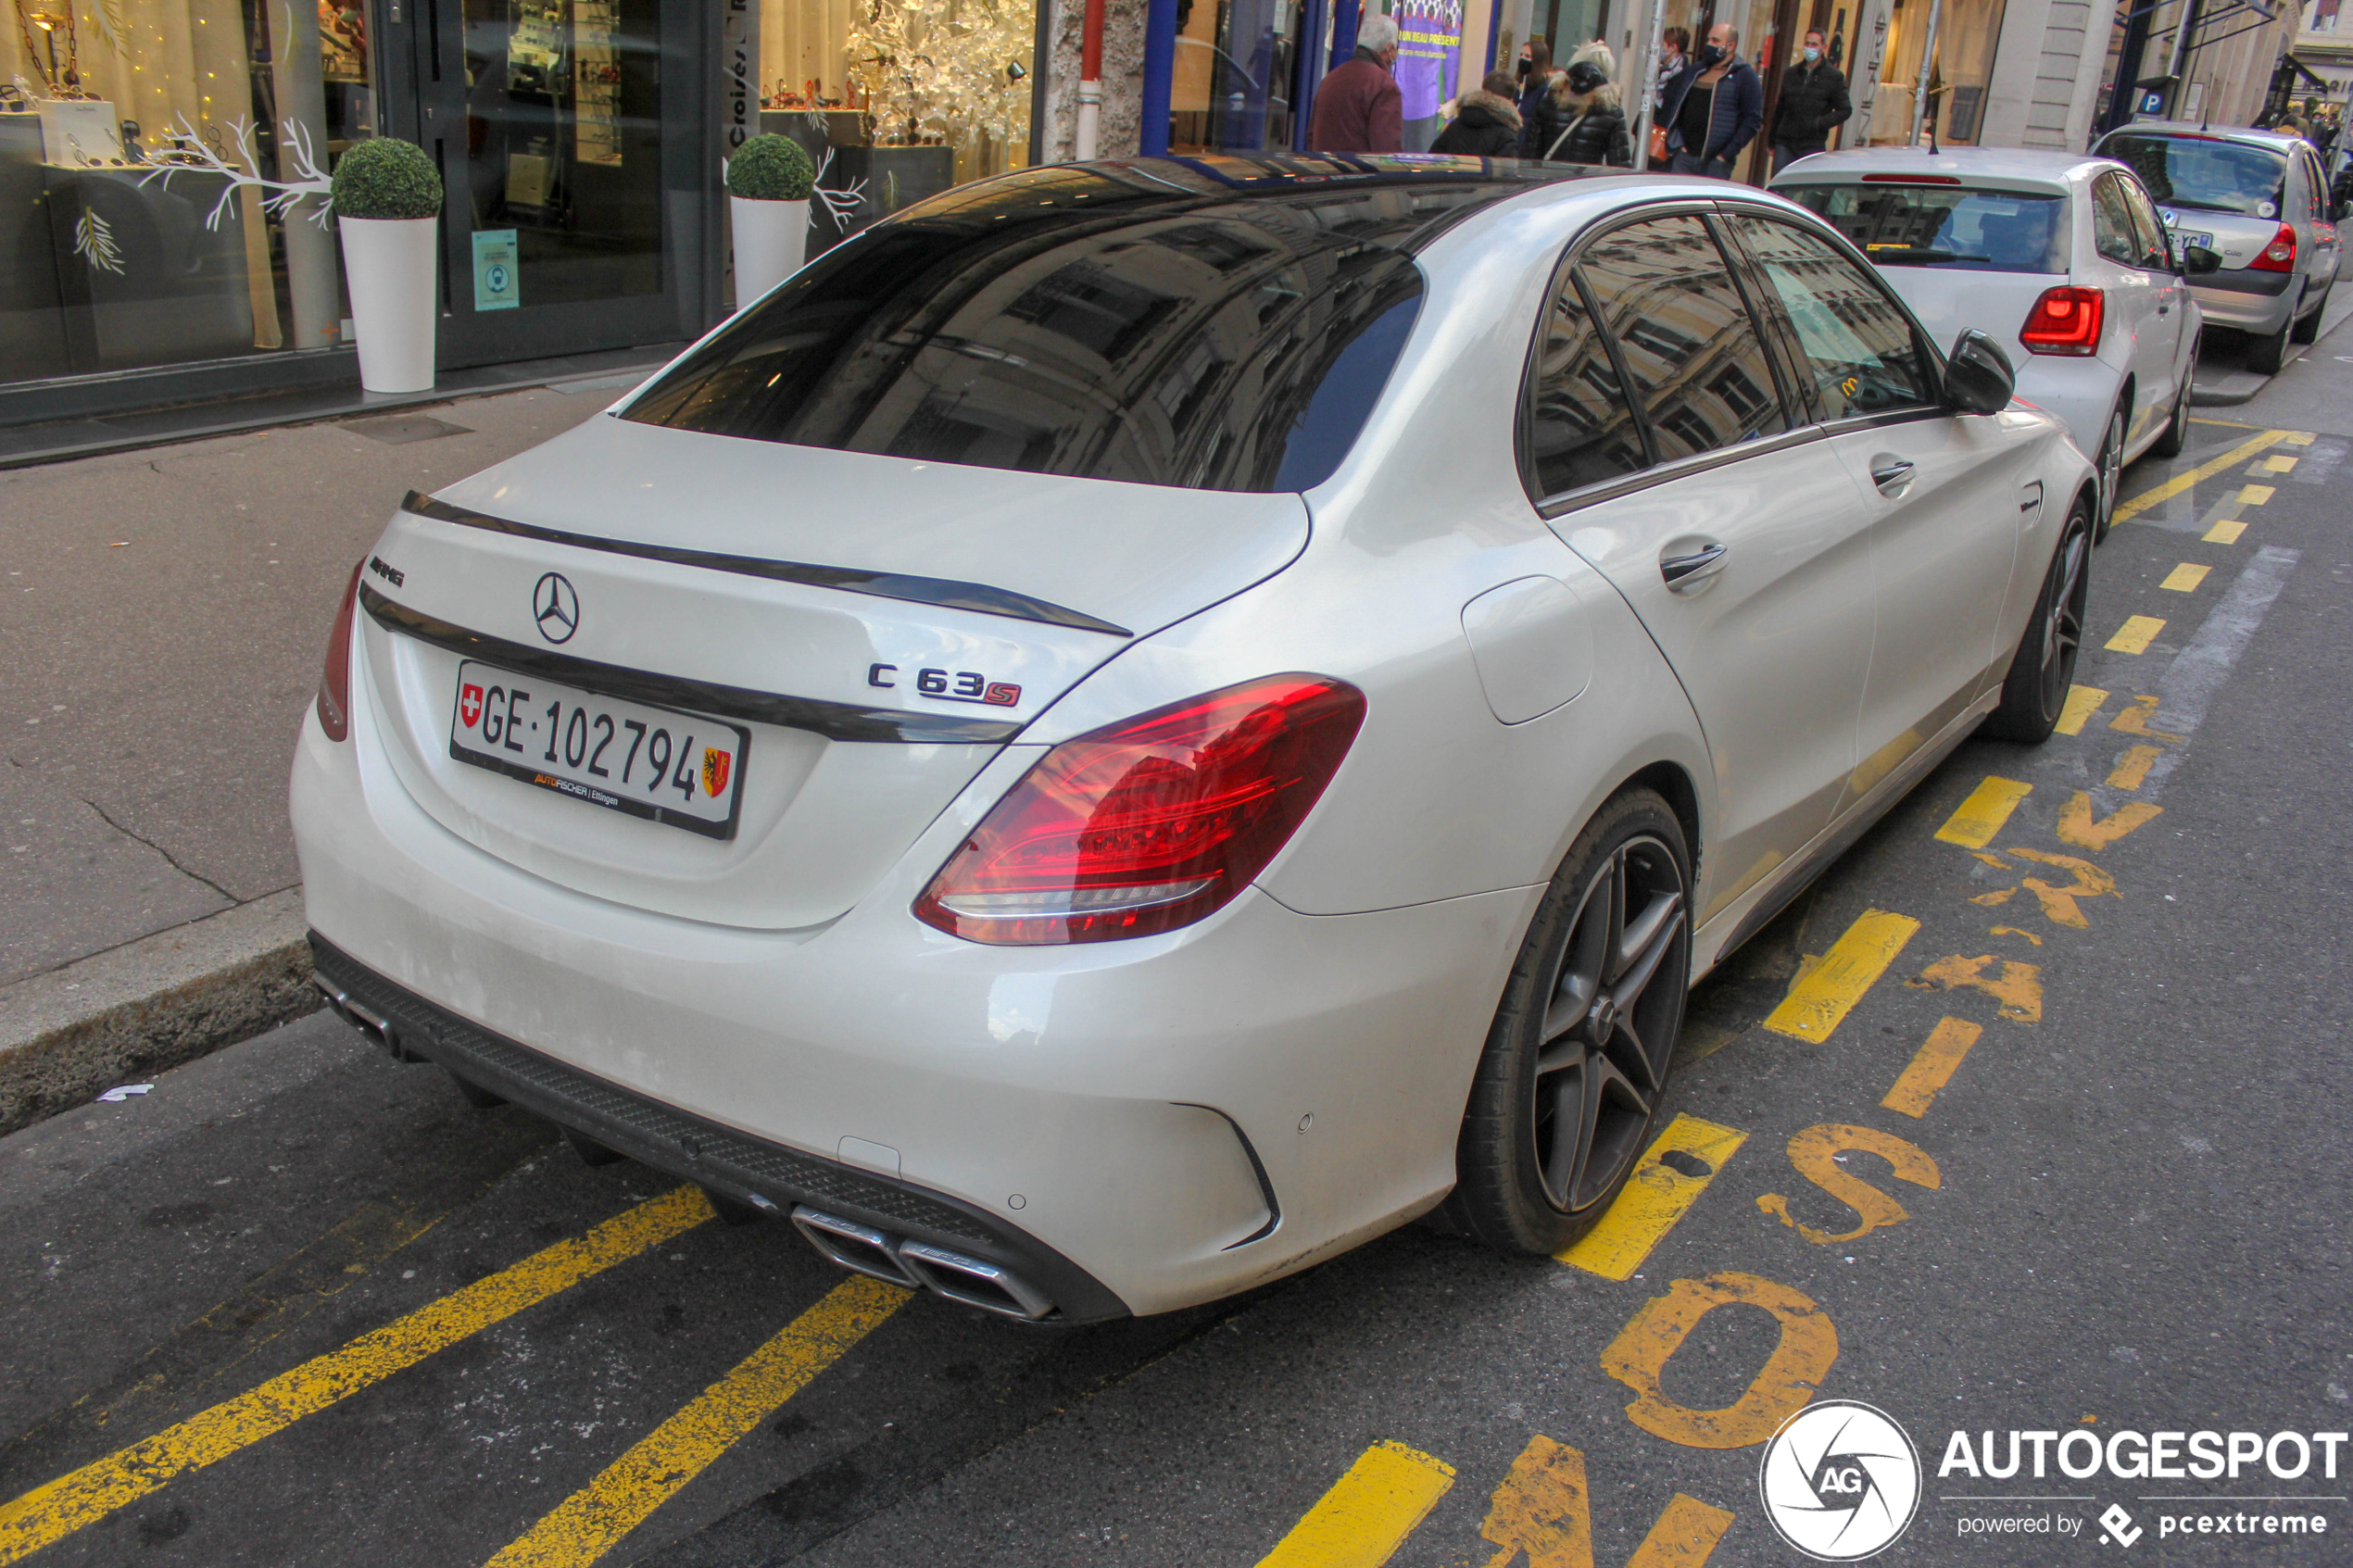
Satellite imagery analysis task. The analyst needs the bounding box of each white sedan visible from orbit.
[294,159,2095,1322]
[1771,146,2210,540]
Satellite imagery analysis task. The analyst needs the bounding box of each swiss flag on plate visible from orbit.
[459,684,484,730]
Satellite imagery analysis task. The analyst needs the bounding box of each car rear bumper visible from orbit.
[290,683,1530,1318]
[2191,270,2297,334]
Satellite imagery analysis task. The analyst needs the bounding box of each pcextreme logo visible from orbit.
[1759,1399,1924,1561]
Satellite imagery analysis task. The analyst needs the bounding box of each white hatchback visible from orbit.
[1772,147,2209,540]
[295,158,2095,1323]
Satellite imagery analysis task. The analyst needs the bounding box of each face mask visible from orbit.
[1803,45,1820,62]
[1699,44,1725,66]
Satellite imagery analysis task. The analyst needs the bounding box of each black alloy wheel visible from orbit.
[1447,788,1692,1253]
[1985,497,2094,742]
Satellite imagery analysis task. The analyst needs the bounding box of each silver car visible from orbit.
[2092,121,2343,373]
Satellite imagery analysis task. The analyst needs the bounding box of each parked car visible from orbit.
[1772,146,2208,540]
[2093,121,2343,376]
[295,158,2095,1323]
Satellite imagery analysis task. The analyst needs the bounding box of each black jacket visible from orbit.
[1663,56,1764,163]
[1431,90,1523,157]
[1521,93,1631,167]
[1773,59,1851,149]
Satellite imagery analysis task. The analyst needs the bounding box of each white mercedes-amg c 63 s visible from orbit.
[294,157,2097,1323]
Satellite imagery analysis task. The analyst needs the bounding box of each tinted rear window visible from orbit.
[620,164,1539,493]
[2099,134,2287,219]
[1778,183,2070,273]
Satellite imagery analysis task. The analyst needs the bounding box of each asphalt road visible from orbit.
[3,348,2349,1567]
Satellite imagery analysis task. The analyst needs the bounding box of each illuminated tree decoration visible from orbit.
[843,0,1029,151]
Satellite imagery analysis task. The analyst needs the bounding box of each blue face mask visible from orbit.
[1803,45,1821,62]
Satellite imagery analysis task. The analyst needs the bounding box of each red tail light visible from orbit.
[914,674,1367,945]
[2019,285,2104,356]
[2249,222,2296,272]
[315,561,363,742]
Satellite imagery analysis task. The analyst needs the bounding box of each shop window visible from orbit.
[2,0,373,385]
[1867,0,2008,145]
[758,0,1034,253]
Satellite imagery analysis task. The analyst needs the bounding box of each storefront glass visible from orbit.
[758,0,1035,252]
[2,0,371,386]
[1171,0,1313,154]
[1868,0,2007,144]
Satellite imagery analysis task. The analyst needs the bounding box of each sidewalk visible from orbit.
[0,371,652,1132]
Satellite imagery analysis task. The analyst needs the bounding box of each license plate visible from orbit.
[2177,230,2213,254]
[449,659,748,839]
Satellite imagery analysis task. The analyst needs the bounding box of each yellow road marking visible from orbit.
[2105,616,2165,654]
[2282,430,2316,445]
[2110,429,2285,524]
[1758,1123,1941,1245]
[2108,695,2185,739]
[1601,1273,1838,1449]
[2240,483,2276,505]
[2107,745,2163,790]
[0,1186,714,1565]
[1909,953,2044,1022]
[1763,909,1919,1043]
[1990,925,2042,945]
[1932,777,2032,848]
[2259,453,2297,473]
[2203,518,2246,545]
[2160,563,2210,592]
[1257,1440,1455,1568]
[1559,1115,1748,1280]
[2056,684,2108,735]
[487,1274,909,1568]
[2057,792,2164,850]
[1630,1494,1739,1565]
[1883,1018,1982,1117]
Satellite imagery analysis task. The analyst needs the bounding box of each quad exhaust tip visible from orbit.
[790,1206,1056,1321]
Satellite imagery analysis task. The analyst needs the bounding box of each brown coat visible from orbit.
[1306,51,1403,154]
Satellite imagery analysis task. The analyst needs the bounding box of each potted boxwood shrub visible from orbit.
[727,134,814,304]
[332,138,443,394]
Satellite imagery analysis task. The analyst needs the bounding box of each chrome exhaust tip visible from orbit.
[312,975,408,1060]
[788,1206,1055,1319]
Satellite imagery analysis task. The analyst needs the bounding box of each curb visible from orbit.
[0,889,318,1136]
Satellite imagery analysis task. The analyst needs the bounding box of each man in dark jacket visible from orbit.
[1306,12,1403,155]
[1433,70,1525,157]
[1662,21,1763,180]
[1770,30,1851,172]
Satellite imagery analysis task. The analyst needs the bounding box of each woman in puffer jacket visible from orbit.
[1432,70,1526,157]
[1521,58,1631,166]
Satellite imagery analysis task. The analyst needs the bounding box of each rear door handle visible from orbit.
[1870,458,1916,495]
[1660,541,1729,591]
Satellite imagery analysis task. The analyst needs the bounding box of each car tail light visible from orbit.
[2250,222,2296,271]
[913,674,1366,945]
[2019,286,2104,356]
[315,561,363,742]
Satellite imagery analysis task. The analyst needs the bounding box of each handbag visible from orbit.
[1649,123,1670,163]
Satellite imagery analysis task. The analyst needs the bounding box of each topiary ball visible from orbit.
[331,138,444,220]
[726,134,816,201]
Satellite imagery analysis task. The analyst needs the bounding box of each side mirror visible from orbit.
[2181,244,2223,276]
[1944,328,2015,415]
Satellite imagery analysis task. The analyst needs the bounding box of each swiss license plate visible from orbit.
[449,659,748,839]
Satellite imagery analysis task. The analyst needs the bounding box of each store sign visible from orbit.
[723,0,756,154]
[1395,0,1466,125]
[1845,0,1896,144]
[472,230,520,312]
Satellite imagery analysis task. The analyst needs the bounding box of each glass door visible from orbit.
[403,0,710,369]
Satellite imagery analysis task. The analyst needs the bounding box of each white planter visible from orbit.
[731,194,810,306]
[337,215,438,394]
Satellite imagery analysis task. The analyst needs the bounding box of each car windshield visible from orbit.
[1775,183,2070,272]
[621,162,1550,493]
[2099,133,2287,218]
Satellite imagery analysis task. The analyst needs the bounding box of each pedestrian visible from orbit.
[1306,11,1403,155]
[1645,27,1689,117]
[1661,21,1763,181]
[1769,28,1851,173]
[1432,69,1526,157]
[1524,58,1631,166]
[1516,37,1557,132]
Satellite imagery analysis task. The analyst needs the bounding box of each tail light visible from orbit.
[2019,286,2104,356]
[315,561,363,742]
[2249,222,2296,272]
[914,674,1366,945]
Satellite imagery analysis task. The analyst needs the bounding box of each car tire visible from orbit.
[1446,787,1691,1255]
[2291,282,2330,344]
[2148,351,2195,459]
[2092,400,2126,544]
[2246,315,2292,374]
[1983,495,2095,744]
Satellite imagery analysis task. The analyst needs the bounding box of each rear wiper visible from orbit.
[1865,247,1992,263]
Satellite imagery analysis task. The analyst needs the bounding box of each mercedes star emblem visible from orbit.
[533,571,579,644]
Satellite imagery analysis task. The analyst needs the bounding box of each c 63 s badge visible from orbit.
[867,663,1022,708]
